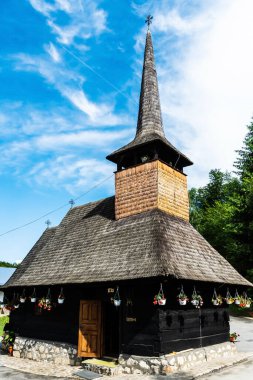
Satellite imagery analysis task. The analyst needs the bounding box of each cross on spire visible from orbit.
[145,15,153,29]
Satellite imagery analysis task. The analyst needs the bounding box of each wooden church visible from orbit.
[2,25,251,360]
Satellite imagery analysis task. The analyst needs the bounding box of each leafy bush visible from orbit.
[0,316,9,336]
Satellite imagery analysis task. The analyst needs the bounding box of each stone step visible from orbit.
[81,359,120,376]
[75,369,103,379]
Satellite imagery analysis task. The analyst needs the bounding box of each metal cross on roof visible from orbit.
[45,219,51,229]
[69,199,75,208]
[145,15,153,29]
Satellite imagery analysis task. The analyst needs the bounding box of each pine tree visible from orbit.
[234,119,253,178]
[233,120,253,279]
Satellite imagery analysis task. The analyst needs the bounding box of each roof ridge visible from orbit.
[69,195,115,211]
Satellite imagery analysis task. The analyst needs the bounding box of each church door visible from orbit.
[78,300,102,357]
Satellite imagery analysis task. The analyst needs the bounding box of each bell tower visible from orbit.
[107,18,193,221]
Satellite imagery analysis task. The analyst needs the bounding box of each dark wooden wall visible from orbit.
[119,279,234,356]
[5,278,242,357]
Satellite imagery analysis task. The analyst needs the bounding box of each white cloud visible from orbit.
[45,42,61,62]
[29,0,107,47]
[27,156,114,194]
[29,0,55,16]
[36,129,130,150]
[0,101,132,188]
[133,0,253,187]
[13,53,130,127]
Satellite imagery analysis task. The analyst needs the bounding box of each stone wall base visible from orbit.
[13,337,81,366]
[118,342,237,375]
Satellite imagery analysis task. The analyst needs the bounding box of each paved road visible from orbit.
[201,316,253,380]
[0,365,66,379]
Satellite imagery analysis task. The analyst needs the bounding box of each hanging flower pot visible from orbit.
[30,288,37,303]
[225,288,234,305]
[212,288,222,306]
[234,289,241,305]
[38,297,53,311]
[20,289,26,303]
[239,292,251,308]
[113,286,121,307]
[178,285,188,306]
[153,283,166,306]
[191,287,203,307]
[58,288,65,304]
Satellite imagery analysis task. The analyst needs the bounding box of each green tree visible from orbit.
[0,261,18,268]
[189,170,241,266]
[190,120,253,281]
[233,120,253,280]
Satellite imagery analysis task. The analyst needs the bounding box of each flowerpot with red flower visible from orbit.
[153,284,166,306]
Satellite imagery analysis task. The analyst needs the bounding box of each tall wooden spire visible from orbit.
[107,25,192,171]
[136,30,165,139]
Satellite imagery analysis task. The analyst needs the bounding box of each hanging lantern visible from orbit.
[13,293,20,309]
[31,288,37,303]
[46,288,51,304]
[20,289,26,303]
[113,286,121,307]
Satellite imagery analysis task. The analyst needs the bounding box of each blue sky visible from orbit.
[1,0,253,263]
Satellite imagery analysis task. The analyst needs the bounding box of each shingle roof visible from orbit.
[4,197,251,288]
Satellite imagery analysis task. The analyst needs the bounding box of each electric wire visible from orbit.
[0,174,113,238]
[1,35,138,237]
[61,45,139,106]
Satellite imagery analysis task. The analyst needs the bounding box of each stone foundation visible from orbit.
[118,342,237,375]
[13,338,237,375]
[13,337,81,366]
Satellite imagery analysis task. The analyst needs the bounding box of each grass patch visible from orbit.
[0,316,9,336]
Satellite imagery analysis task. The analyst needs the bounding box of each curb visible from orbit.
[172,353,253,379]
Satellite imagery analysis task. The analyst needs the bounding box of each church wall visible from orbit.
[120,279,230,357]
[5,279,234,358]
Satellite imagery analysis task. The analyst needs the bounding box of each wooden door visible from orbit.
[78,300,102,358]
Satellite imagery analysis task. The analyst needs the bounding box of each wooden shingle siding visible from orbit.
[115,160,189,221]
[157,161,189,221]
[115,161,158,220]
